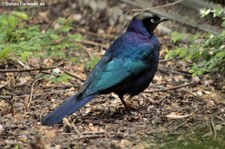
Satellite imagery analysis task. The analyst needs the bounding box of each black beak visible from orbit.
[159,17,169,23]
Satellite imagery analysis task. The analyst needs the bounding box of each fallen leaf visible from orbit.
[166,112,192,119]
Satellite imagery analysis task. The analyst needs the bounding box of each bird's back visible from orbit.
[113,35,159,97]
[99,31,160,97]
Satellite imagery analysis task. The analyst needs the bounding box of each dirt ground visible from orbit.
[1,0,225,148]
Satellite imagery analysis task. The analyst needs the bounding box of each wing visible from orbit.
[80,43,155,97]
[78,54,112,94]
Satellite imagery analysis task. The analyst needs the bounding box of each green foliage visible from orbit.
[200,5,224,17]
[0,12,82,61]
[166,6,225,76]
[13,145,19,149]
[0,12,83,83]
[35,72,73,83]
[85,54,100,70]
[171,32,186,43]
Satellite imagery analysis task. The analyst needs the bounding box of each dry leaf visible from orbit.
[166,112,192,119]
[18,76,32,86]
[38,11,49,22]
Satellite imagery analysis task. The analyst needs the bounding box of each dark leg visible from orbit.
[119,95,132,115]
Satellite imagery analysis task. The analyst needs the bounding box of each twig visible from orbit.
[74,28,115,39]
[0,63,63,73]
[82,132,106,135]
[27,78,43,110]
[0,67,57,73]
[159,58,178,63]
[0,84,6,90]
[63,70,85,83]
[63,118,81,136]
[77,134,105,139]
[211,118,217,141]
[45,20,54,34]
[0,95,12,99]
[171,120,188,132]
[158,67,192,77]
[60,133,106,139]
[72,119,82,136]
[145,82,194,93]
[132,0,183,12]
[181,90,202,100]
[43,84,80,89]
[75,42,92,58]
[0,89,69,100]
[216,116,225,122]
[17,60,30,69]
[78,40,108,49]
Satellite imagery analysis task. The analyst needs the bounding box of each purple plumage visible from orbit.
[41,12,168,126]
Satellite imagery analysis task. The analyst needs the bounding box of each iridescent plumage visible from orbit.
[41,12,168,126]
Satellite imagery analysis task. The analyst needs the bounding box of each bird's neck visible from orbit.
[127,18,153,37]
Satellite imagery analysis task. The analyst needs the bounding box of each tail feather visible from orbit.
[41,94,95,126]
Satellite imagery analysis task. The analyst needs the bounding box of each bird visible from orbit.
[41,12,168,126]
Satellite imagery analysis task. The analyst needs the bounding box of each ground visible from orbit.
[0,0,225,149]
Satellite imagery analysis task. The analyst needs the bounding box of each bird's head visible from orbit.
[129,12,168,34]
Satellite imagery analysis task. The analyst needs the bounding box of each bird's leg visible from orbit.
[119,95,132,115]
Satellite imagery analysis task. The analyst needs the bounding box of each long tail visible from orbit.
[41,94,96,126]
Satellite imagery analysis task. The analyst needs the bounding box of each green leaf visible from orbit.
[201,50,209,59]
[50,34,59,40]
[178,48,187,58]
[0,47,10,60]
[0,12,82,68]
[56,17,66,24]
[71,57,80,64]
[60,26,72,32]
[31,43,42,51]
[11,11,28,20]
[56,74,73,82]
[222,20,225,27]
[0,17,8,26]
[8,16,18,28]
[50,50,66,59]
[35,73,45,79]
[216,51,225,58]
[68,34,82,41]
[200,8,211,17]
[85,55,100,70]
[171,31,186,43]
[165,49,177,59]
[213,6,224,17]
[20,51,32,62]
[43,74,57,82]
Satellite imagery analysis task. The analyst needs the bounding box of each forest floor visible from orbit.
[1,0,225,149]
